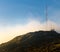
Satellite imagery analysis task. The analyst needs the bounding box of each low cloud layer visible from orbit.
[0,19,60,44]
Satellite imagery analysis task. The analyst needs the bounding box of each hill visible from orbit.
[0,30,60,52]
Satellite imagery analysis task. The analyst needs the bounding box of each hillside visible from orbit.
[0,30,60,52]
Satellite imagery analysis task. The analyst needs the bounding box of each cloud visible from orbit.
[0,19,60,44]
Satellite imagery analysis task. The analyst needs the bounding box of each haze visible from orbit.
[0,0,60,44]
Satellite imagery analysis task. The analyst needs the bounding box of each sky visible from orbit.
[0,0,60,44]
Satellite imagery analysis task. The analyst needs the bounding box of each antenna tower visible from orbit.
[46,3,48,30]
[46,3,54,31]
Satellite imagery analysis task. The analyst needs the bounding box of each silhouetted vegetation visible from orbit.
[0,30,60,52]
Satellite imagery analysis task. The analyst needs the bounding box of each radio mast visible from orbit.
[46,3,54,31]
[46,3,48,30]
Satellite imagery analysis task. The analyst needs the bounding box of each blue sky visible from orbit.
[0,0,60,26]
[0,0,60,44]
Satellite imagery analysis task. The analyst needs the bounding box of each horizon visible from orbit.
[0,0,60,44]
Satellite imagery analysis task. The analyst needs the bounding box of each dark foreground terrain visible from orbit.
[0,30,60,52]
